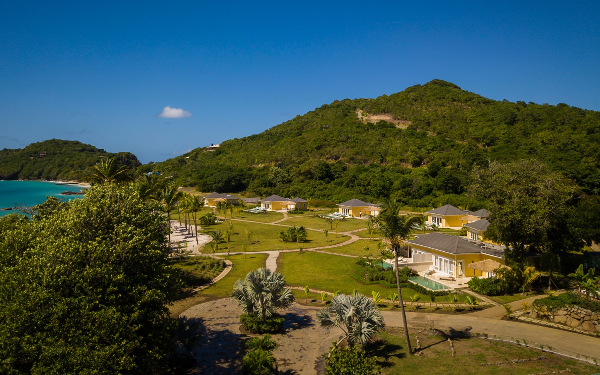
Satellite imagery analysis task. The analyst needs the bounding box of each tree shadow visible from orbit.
[192,319,246,374]
[364,337,405,368]
[282,311,314,331]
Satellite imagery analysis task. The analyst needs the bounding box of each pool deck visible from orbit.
[416,270,472,290]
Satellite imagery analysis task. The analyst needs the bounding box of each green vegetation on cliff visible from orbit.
[0,139,140,181]
[148,80,600,208]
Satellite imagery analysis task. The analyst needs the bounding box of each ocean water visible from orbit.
[0,181,86,216]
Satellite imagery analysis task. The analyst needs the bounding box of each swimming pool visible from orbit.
[408,276,450,291]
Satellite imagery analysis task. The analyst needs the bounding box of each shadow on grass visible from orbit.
[365,337,405,368]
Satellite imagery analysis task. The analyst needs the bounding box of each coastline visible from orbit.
[6,179,92,188]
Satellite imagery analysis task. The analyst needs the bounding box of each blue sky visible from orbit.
[1,1,599,163]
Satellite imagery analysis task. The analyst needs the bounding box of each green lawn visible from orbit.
[489,291,543,305]
[230,211,284,223]
[320,239,386,257]
[370,328,597,374]
[283,215,371,232]
[198,253,268,298]
[278,252,471,303]
[199,219,349,253]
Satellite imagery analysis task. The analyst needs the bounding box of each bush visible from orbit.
[242,348,275,375]
[288,209,305,214]
[279,226,308,242]
[533,291,600,313]
[324,341,381,375]
[356,257,417,284]
[240,314,285,333]
[245,334,278,351]
[467,277,504,296]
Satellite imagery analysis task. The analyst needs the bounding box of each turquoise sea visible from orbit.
[0,181,86,216]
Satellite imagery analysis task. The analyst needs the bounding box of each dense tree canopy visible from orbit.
[149,80,600,207]
[0,139,140,181]
[0,184,180,374]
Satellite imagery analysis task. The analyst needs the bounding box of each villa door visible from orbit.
[457,260,465,277]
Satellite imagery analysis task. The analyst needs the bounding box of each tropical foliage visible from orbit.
[0,183,181,374]
[316,292,385,347]
[324,341,381,375]
[231,268,295,323]
[278,226,308,242]
[0,139,140,181]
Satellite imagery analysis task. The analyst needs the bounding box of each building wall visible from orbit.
[205,198,218,207]
[339,206,377,217]
[262,201,302,211]
[467,229,500,245]
[429,215,463,228]
[411,244,504,278]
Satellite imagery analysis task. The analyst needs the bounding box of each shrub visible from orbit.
[246,334,278,351]
[356,257,417,284]
[288,209,305,214]
[324,341,381,375]
[467,276,504,296]
[279,226,308,242]
[533,291,600,313]
[240,314,285,333]
[242,348,275,375]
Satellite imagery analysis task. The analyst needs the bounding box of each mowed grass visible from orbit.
[371,328,598,374]
[283,215,369,232]
[320,239,386,257]
[279,252,433,302]
[199,219,349,253]
[198,253,268,298]
[489,291,543,305]
[227,211,284,223]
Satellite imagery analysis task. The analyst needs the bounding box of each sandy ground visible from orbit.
[170,220,212,255]
[181,299,342,375]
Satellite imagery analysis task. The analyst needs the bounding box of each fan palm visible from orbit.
[373,199,422,354]
[231,268,295,321]
[85,157,132,184]
[316,291,385,347]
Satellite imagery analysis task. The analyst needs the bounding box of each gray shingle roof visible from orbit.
[425,204,467,216]
[259,195,289,202]
[408,233,483,255]
[289,197,307,203]
[337,199,377,207]
[471,209,491,218]
[204,192,226,199]
[464,219,490,231]
[242,197,260,204]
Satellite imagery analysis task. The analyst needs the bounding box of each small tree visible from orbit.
[304,286,310,303]
[317,292,385,347]
[324,229,329,242]
[388,293,398,307]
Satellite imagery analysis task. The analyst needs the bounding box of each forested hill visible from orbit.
[145,80,600,208]
[0,139,140,181]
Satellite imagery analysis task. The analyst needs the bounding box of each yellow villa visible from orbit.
[460,208,490,226]
[203,192,241,207]
[425,204,469,229]
[337,199,380,218]
[259,195,308,211]
[408,232,505,278]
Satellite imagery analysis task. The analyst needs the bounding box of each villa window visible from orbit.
[470,231,479,241]
[431,216,442,227]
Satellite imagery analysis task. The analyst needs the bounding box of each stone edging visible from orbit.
[510,308,600,338]
[288,286,489,307]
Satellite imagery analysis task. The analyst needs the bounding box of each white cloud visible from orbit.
[157,106,192,118]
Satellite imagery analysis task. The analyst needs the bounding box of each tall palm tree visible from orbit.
[85,157,132,184]
[373,199,422,355]
[158,184,183,244]
[189,195,203,244]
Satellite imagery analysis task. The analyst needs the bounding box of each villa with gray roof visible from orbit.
[425,204,469,228]
[408,232,505,278]
[337,199,380,218]
[203,192,241,207]
[259,195,307,211]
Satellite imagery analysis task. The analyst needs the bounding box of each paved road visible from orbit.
[380,310,600,363]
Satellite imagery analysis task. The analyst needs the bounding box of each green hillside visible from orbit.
[0,139,140,181]
[146,79,600,208]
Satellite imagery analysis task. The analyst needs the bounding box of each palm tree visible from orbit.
[209,230,224,253]
[188,195,203,244]
[373,199,422,354]
[85,157,132,184]
[157,184,183,244]
[231,268,295,322]
[316,291,385,347]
